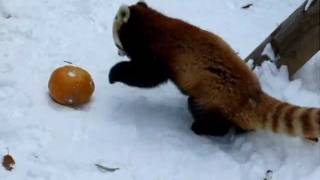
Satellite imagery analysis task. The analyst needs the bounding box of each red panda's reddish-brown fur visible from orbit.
[110,2,320,139]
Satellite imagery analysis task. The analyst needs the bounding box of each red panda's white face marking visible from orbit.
[113,5,130,57]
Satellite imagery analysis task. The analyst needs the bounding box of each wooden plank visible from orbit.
[245,0,320,76]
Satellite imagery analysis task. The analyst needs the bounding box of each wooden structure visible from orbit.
[246,0,320,76]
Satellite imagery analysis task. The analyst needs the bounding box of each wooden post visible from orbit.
[245,0,320,77]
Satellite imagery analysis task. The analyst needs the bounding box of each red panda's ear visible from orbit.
[137,1,148,8]
[117,5,130,23]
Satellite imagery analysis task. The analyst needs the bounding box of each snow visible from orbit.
[262,43,277,61]
[246,59,255,69]
[0,1,10,19]
[67,70,77,78]
[0,0,319,180]
[304,0,315,11]
[294,51,320,94]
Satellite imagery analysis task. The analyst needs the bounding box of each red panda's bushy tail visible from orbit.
[256,94,320,139]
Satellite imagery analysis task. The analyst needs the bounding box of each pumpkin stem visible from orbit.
[64,60,73,64]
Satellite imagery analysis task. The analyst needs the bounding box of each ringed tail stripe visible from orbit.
[318,110,320,127]
[259,94,319,138]
[301,109,312,137]
[271,102,288,133]
[284,106,299,135]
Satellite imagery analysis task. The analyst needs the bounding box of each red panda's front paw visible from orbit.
[109,61,130,84]
[109,61,168,88]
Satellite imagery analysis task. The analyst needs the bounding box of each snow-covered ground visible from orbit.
[0,0,319,179]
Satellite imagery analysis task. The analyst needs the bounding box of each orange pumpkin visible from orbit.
[48,65,95,106]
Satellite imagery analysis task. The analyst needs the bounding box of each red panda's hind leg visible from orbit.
[188,97,233,136]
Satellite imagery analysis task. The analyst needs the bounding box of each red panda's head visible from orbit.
[109,2,169,88]
[112,1,152,60]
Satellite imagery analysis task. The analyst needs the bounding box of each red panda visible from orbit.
[109,2,320,139]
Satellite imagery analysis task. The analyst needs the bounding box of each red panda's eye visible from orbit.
[120,11,126,19]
